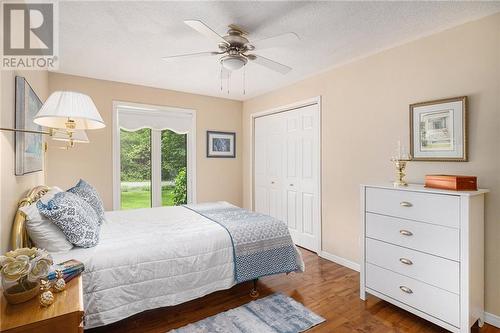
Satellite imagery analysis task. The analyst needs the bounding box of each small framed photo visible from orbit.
[410,96,467,161]
[206,131,235,158]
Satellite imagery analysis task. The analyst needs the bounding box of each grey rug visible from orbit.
[168,293,325,333]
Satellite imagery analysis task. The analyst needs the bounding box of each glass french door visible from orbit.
[160,130,187,206]
[120,128,187,210]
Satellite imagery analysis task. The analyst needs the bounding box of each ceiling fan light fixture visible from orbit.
[220,55,247,71]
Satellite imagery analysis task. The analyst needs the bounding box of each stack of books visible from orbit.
[47,259,84,282]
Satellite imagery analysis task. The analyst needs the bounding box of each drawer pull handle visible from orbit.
[399,286,413,294]
[399,258,413,265]
[400,201,413,207]
[399,229,413,236]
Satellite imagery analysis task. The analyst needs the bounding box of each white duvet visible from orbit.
[52,205,236,329]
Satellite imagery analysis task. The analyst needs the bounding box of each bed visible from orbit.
[11,186,304,329]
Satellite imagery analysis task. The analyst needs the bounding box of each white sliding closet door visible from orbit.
[255,112,285,220]
[254,103,320,252]
[254,117,269,215]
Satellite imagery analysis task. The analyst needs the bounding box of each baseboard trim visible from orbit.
[319,251,360,272]
[485,312,500,328]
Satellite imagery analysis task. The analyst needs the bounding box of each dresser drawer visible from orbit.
[365,213,459,261]
[366,263,459,327]
[365,187,460,228]
[365,238,459,294]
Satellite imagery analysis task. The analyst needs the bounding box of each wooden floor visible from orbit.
[88,248,499,333]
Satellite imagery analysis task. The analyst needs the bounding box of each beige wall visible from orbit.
[1,10,498,318]
[47,73,242,210]
[242,13,500,315]
[0,70,48,253]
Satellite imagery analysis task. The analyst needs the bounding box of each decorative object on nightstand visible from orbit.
[39,279,54,307]
[0,247,53,305]
[360,184,489,332]
[53,270,66,293]
[0,275,84,333]
[390,141,411,187]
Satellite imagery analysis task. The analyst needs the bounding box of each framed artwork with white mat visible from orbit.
[410,96,467,161]
[206,131,235,158]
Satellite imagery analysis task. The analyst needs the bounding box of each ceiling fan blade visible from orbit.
[248,55,292,74]
[250,32,299,50]
[184,20,229,45]
[162,51,218,62]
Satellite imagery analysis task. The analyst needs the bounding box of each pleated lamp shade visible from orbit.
[34,91,105,130]
[52,129,89,143]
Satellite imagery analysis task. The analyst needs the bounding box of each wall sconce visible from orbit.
[52,129,89,150]
[0,91,104,148]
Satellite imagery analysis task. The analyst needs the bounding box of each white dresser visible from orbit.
[360,184,488,333]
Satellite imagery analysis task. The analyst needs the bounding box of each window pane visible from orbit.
[161,130,187,206]
[120,128,151,209]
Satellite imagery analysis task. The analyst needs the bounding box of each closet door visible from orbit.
[254,113,285,220]
[283,109,301,240]
[294,104,320,251]
[254,116,269,215]
[254,104,320,252]
[267,113,285,220]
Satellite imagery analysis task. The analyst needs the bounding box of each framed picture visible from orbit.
[15,76,44,175]
[410,96,467,162]
[206,131,235,158]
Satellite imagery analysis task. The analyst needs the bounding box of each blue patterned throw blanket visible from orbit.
[184,202,304,283]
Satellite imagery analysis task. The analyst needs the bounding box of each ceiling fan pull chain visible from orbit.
[220,66,223,91]
[243,67,246,95]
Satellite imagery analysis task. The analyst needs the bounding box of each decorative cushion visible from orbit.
[67,179,105,225]
[37,192,100,248]
[37,187,63,205]
[19,187,73,253]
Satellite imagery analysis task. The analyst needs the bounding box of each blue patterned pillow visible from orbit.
[37,192,100,248]
[67,179,105,225]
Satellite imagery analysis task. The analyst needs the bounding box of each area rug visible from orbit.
[168,293,325,333]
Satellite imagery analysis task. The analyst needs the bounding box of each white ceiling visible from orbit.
[56,1,500,101]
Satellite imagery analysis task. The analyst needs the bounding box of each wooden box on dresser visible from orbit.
[360,184,489,333]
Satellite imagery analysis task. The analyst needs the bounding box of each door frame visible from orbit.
[250,96,322,253]
[112,101,197,210]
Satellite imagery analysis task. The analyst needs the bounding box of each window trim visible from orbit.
[112,101,197,210]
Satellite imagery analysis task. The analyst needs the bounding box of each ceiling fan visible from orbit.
[162,20,298,75]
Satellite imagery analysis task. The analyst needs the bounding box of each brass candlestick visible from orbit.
[391,157,411,187]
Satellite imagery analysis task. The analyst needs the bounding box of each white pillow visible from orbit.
[19,187,73,253]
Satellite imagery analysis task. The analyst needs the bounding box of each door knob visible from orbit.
[290,183,294,186]
[271,181,275,184]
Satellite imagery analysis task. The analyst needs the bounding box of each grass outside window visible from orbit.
[121,185,175,210]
